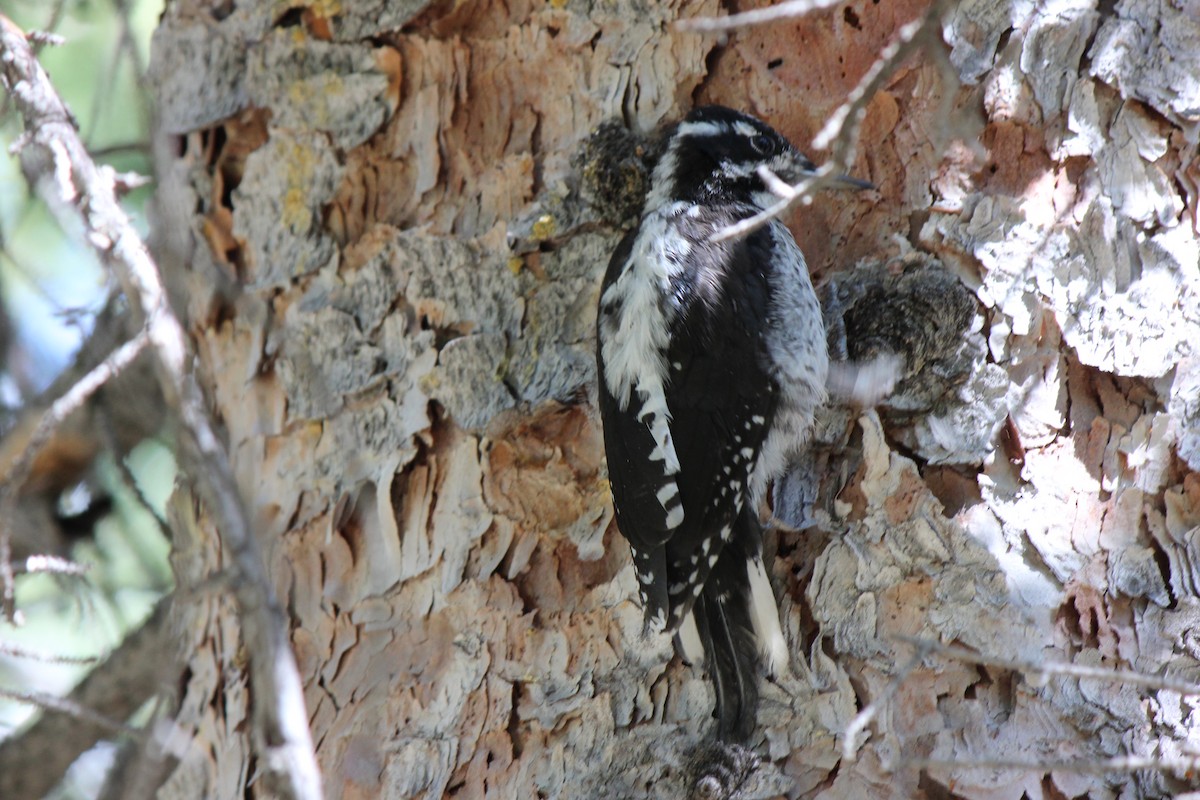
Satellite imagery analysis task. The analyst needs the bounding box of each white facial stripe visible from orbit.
[675,120,728,138]
[733,120,759,138]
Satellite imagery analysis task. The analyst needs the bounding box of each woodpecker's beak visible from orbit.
[776,151,873,191]
[829,173,874,191]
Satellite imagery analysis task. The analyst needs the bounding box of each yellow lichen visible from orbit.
[282,141,318,230]
[530,214,556,241]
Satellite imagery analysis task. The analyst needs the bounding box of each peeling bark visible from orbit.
[149,0,1200,798]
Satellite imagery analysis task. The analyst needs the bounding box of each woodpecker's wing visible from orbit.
[597,211,779,631]
[658,212,778,628]
[597,230,678,628]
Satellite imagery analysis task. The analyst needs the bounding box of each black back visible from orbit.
[598,206,779,629]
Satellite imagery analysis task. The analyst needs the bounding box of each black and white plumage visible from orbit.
[596,106,865,739]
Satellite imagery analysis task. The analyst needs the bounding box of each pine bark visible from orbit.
[148,0,1200,798]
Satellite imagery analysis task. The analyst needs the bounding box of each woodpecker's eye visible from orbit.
[750,134,775,156]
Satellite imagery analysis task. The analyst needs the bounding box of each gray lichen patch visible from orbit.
[507,233,611,408]
[246,30,397,150]
[274,305,388,417]
[271,217,606,437]
[424,333,518,431]
[149,14,253,133]
[273,225,529,430]
[232,129,342,287]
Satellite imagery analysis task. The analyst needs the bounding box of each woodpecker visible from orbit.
[596,105,869,739]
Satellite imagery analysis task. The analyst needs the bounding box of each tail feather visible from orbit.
[693,516,762,741]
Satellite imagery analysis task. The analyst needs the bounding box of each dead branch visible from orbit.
[0,641,103,664]
[0,15,323,800]
[892,753,1200,776]
[693,0,954,243]
[842,639,935,763]
[0,599,171,799]
[900,636,1200,696]
[0,687,136,735]
[0,328,148,618]
[676,0,844,32]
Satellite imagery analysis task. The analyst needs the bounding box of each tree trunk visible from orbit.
[147,0,1200,797]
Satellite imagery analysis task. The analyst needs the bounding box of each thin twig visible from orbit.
[898,635,1200,696]
[813,0,951,170]
[701,0,954,243]
[0,641,103,664]
[711,169,834,242]
[98,405,170,532]
[0,598,173,799]
[0,686,138,735]
[0,328,148,619]
[0,15,322,800]
[842,639,936,763]
[676,0,844,32]
[17,554,91,576]
[30,0,69,55]
[756,164,798,198]
[891,753,1200,776]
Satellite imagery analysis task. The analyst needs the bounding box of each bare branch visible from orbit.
[0,641,102,664]
[704,0,953,243]
[899,636,1200,696]
[842,639,935,763]
[0,599,172,800]
[25,30,64,48]
[0,687,137,735]
[0,328,148,619]
[892,753,1200,776]
[17,554,91,576]
[677,0,844,32]
[0,15,322,800]
[755,164,798,199]
[711,169,831,242]
[812,9,936,154]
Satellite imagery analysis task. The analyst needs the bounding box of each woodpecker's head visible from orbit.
[646,105,867,212]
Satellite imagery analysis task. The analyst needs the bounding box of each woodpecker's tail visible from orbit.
[691,508,778,741]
